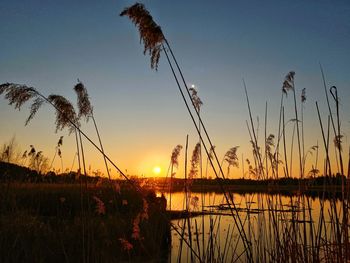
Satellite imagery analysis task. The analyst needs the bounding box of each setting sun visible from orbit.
[153,166,161,175]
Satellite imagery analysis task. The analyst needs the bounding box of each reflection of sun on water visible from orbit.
[153,166,161,175]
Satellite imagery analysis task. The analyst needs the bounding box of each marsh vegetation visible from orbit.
[0,2,349,263]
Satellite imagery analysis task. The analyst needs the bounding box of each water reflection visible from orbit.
[158,191,344,262]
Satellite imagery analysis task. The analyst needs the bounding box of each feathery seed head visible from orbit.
[74,81,93,121]
[48,94,78,134]
[26,97,45,126]
[189,86,203,111]
[189,142,201,179]
[301,88,306,103]
[58,136,63,147]
[28,145,36,156]
[208,145,216,160]
[120,3,165,70]
[171,144,183,167]
[0,83,38,110]
[224,146,239,168]
[266,134,275,153]
[282,71,295,95]
[334,135,343,151]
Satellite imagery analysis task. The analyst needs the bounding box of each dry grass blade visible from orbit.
[74,81,93,121]
[120,3,165,70]
[0,83,37,110]
[48,94,78,134]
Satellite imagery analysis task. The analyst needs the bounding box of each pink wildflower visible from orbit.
[119,238,133,251]
[92,196,106,215]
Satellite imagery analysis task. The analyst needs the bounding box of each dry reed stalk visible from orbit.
[244,81,264,180]
[285,72,303,179]
[74,81,113,183]
[282,107,289,178]
[169,144,182,211]
[1,81,204,262]
[121,5,253,258]
[320,65,341,173]
[222,146,239,178]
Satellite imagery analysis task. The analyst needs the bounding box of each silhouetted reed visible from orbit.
[120,3,164,70]
[222,146,239,177]
[121,5,253,258]
[74,80,113,183]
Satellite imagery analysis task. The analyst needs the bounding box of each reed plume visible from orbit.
[171,144,183,168]
[301,88,306,103]
[0,83,37,110]
[28,145,36,157]
[223,146,239,177]
[122,4,253,257]
[26,97,46,125]
[189,86,203,112]
[283,71,303,178]
[120,3,164,70]
[74,81,93,121]
[58,136,63,148]
[189,142,201,180]
[73,80,113,184]
[47,95,79,134]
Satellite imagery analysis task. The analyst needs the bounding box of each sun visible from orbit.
[152,166,161,175]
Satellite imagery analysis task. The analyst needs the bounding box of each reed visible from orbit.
[121,6,253,259]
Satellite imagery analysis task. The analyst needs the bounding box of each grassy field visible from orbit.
[0,179,170,262]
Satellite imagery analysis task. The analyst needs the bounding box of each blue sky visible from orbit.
[0,0,349,178]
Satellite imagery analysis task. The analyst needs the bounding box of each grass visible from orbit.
[0,2,349,262]
[0,181,170,262]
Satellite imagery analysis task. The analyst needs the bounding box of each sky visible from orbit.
[0,0,349,178]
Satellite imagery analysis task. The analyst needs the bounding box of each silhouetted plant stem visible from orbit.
[244,81,264,180]
[74,128,85,263]
[184,135,194,263]
[276,91,285,179]
[282,107,289,178]
[169,164,173,211]
[49,149,57,171]
[162,45,252,261]
[246,120,259,178]
[290,122,296,178]
[316,102,343,259]
[265,102,269,178]
[91,116,112,181]
[330,86,348,261]
[291,79,303,179]
[320,65,340,173]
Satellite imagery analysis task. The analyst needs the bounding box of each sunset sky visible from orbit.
[1,0,349,178]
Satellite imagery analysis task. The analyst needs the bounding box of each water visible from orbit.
[159,191,345,262]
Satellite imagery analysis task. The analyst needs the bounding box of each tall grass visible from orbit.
[0,2,349,261]
[120,6,350,258]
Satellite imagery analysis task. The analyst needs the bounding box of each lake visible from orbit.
[157,191,346,262]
